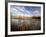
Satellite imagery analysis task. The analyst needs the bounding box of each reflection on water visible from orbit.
[11,19,41,31]
[11,19,31,26]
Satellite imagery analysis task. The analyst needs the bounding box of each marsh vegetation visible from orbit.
[11,16,41,31]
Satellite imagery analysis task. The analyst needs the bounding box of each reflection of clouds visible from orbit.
[10,5,41,16]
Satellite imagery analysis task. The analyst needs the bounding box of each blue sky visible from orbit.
[10,5,41,16]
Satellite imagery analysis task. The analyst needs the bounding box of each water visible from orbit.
[11,19,41,31]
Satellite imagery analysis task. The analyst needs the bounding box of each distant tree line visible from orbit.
[32,16,41,19]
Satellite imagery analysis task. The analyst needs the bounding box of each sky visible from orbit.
[10,5,41,16]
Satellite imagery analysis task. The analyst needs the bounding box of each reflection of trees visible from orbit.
[11,18,41,31]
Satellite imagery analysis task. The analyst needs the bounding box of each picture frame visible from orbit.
[5,1,45,37]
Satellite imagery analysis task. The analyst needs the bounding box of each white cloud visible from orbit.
[10,6,40,16]
[11,6,33,16]
[32,10,41,16]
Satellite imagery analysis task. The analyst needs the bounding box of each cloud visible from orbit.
[14,6,32,15]
[31,10,41,16]
[10,7,24,16]
[10,6,40,16]
[11,6,32,16]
